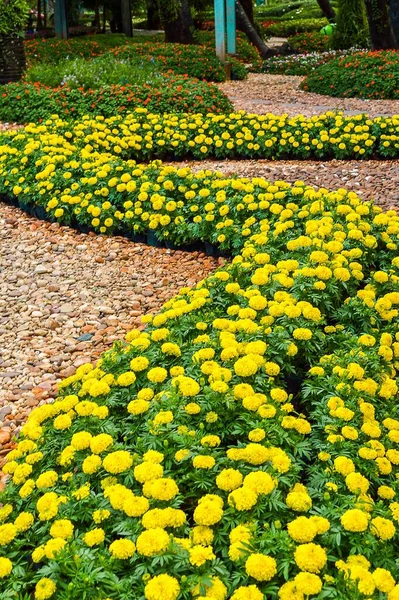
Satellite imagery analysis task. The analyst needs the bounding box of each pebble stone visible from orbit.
[0,202,218,464]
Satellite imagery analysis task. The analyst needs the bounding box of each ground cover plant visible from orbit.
[262,18,328,37]
[302,50,399,99]
[0,80,232,123]
[0,119,399,599]
[286,31,331,54]
[24,34,155,65]
[261,48,360,76]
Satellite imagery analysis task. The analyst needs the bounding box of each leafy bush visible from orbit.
[0,78,232,123]
[287,31,331,53]
[24,54,161,89]
[302,50,399,99]
[1,124,399,599]
[24,34,248,82]
[194,30,261,64]
[24,34,133,64]
[263,17,328,36]
[109,43,248,82]
[261,48,360,75]
[332,0,369,49]
[0,0,29,36]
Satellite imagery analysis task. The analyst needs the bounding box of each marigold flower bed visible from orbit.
[1,118,399,599]
[3,110,399,165]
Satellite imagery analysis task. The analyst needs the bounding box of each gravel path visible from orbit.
[169,158,399,212]
[218,73,399,118]
[0,202,218,455]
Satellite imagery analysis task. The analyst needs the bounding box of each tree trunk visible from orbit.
[364,0,398,49]
[37,0,43,29]
[240,0,254,24]
[161,0,194,44]
[235,0,273,57]
[316,0,335,21]
[146,0,161,29]
[94,0,100,30]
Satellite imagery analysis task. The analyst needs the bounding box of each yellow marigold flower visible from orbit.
[243,471,274,495]
[192,525,214,546]
[49,519,73,539]
[216,469,243,492]
[144,574,180,600]
[147,367,168,383]
[83,528,106,546]
[128,399,150,415]
[0,557,12,578]
[245,553,277,581]
[109,538,136,559]
[134,461,163,483]
[372,568,395,593]
[14,512,34,533]
[294,572,323,595]
[340,509,370,532]
[136,528,170,556]
[371,516,396,540]
[288,517,318,543]
[34,578,56,600]
[230,585,263,600]
[130,356,150,371]
[189,544,216,566]
[294,543,327,573]
[143,478,179,501]
[71,431,92,450]
[103,451,133,474]
[228,487,258,511]
[117,371,136,386]
[293,328,313,341]
[193,455,216,469]
[0,523,17,546]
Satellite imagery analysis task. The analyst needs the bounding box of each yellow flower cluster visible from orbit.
[0,119,399,599]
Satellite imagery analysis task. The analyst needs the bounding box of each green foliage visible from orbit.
[0,77,232,123]
[109,43,247,82]
[263,18,328,36]
[332,0,369,49]
[24,54,161,89]
[287,31,332,53]
[0,0,29,36]
[302,50,399,99]
[194,30,261,64]
[24,33,248,83]
[260,48,359,75]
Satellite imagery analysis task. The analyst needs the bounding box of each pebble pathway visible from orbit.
[0,202,218,461]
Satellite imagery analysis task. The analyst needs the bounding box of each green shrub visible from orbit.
[109,44,247,82]
[194,30,261,64]
[0,77,233,123]
[332,0,369,49]
[24,54,161,89]
[302,50,399,99]
[25,34,133,64]
[287,31,331,53]
[264,18,328,36]
[24,34,248,82]
[260,48,359,75]
[0,0,29,36]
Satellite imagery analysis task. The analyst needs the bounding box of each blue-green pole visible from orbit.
[54,0,68,39]
[226,0,236,54]
[214,0,226,63]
